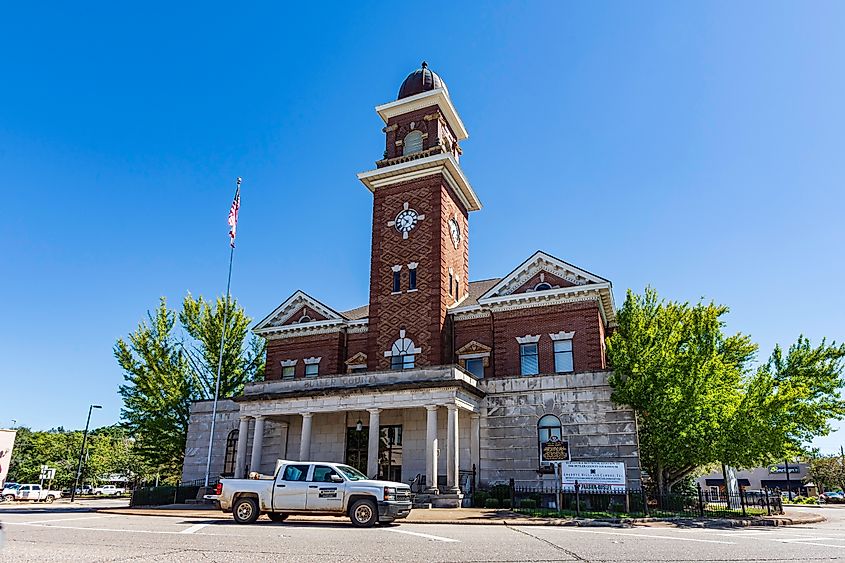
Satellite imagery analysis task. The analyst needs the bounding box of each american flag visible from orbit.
[228,178,241,247]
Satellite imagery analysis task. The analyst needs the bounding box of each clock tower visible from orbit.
[358,62,482,371]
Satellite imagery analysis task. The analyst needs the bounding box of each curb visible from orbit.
[95,508,825,528]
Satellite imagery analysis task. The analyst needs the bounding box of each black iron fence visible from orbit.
[129,479,217,507]
[472,480,783,519]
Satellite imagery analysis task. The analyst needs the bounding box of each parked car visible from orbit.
[819,491,845,504]
[206,460,412,527]
[4,484,62,503]
[92,484,125,496]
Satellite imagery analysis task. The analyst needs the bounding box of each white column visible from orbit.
[250,415,265,475]
[425,405,439,493]
[234,416,250,479]
[446,404,460,492]
[299,413,313,461]
[366,409,381,478]
[278,421,290,460]
[470,413,480,483]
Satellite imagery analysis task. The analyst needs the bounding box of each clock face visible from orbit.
[395,209,419,235]
[449,218,461,249]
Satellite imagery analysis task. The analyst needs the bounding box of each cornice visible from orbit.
[357,152,481,212]
[374,88,468,141]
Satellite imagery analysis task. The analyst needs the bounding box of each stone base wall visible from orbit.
[182,399,240,483]
[479,371,641,488]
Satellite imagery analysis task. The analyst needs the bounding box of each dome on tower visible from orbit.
[397,62,449,100]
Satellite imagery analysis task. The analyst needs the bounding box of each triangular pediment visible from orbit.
[480,251,609,300]
[253,290,343,332]
[456,340,492,356]
[344,352,368,366]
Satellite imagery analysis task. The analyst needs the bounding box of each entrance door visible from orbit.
[272,463,311,511]
[378,425,403,482]
[345,427,369,475]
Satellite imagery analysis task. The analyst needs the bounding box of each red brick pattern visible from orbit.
[280,305,327,326]
[265,333,343,380]
[512,271,578,294]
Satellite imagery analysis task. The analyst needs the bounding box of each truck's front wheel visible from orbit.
[349,499,378,528]
[45,495,55,504]
[233,497,259,524]
[3,495,14,502]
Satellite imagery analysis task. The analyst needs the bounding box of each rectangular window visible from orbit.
[350,366,367,374]
[520,343,539,375]
[304,363,319,377]
[408,268,417,290]
[281,464,311,481]
[391,354,415,370]
[464,358,485,378]
[449,272,453,296]
[392,271,401,293]
[554,339,574,373]
[282,366,295,380]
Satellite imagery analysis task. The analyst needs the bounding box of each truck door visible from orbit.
[272,464,311,511]
[18,485,31,500]
[306,465,346,511]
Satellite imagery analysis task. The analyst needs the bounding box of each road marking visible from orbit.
[384,528,460,543]
[22,515,116,525]
[180,523,211,534]
[5,522,214,535]
[558,529,734,544]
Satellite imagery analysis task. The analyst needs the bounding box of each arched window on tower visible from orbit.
[537,415,562,472]
[387,330,420,370]
[222,429,239,477]
[403,130,424,155]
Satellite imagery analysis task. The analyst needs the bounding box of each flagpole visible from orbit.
[204,177,241,488]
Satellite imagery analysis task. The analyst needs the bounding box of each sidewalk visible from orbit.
[96,504,825,527]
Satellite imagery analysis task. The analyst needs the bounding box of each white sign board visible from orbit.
[0,430,17,487]
[561,461,626,491]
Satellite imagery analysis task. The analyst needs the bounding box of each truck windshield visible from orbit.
[336,465,367,481]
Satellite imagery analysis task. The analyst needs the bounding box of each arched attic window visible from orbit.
[534,282,553,291]
[403,130,424,155]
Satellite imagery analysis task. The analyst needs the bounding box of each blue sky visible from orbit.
[2,1,843,454]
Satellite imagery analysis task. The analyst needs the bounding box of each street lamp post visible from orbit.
[70,405,101,502]
[784,459,793,501]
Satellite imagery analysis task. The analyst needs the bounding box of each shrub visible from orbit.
[484,498,500,509]
[489,484,511,501]
[608,502,625,513]
[519,499,538,509]
[569,500,587,512]
[472,491,489,507]
[500,499,512,509]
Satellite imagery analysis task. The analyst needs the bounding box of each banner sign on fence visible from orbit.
[541,436,570,463]
[561,461,626,491]
[0,430,17,487]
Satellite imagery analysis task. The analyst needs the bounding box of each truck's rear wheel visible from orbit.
[349,499,378,528]
[233,497,259,524]
[45,495,55,504]
[267,512,288,523]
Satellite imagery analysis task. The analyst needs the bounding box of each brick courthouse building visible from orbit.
[182,64,642,504]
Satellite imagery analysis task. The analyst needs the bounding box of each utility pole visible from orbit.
[784,459,793,501]
[70,405,101,502]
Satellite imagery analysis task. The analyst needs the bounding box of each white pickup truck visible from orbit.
[4,484,62,503]
[206,460,412,527]
[92,484,125,495]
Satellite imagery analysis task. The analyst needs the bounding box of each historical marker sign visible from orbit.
[541,436,570,463]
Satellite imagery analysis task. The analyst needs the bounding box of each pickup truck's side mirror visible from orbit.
[330,474,344,483]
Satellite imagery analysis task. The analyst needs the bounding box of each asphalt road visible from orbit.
[1,502,843,562]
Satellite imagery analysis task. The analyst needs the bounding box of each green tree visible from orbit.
[115,294,264,482]
[808,456,845,492]
[179,294,265,399]
[607,288,845,496]
[607,288,757,495]
[116,298,192,479]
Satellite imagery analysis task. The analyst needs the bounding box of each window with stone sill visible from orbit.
[538,414,562,472]
[402,130,423,155]
[520,343,539,375]
[390,354,415,370]
[222,429,238,477]
[282,366,295,380]
[464,358,485,378]
[554,339,574,373]
[305,363,319,377]
[408,267,417,290]
[392,270,401,293]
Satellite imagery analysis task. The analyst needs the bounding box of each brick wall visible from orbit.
[265,332,343,380]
